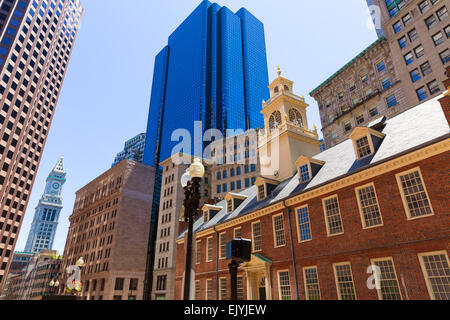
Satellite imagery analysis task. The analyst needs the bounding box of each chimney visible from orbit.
[439,66,450,126]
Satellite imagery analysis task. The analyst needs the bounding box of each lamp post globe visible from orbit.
[75,257,85,267]
[189,158,205,179]
[181,169,191,188]
[49,280,55,287]
[54,280,59,287]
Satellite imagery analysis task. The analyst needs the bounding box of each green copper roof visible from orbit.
[309,37,386,96]
[253,253,272,264]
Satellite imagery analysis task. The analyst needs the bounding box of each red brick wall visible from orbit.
[175,151,450,300]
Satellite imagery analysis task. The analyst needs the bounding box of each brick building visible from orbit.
[174,73,450,300]
[59,160,155,300]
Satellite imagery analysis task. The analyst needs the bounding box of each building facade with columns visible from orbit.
[174,73,450,300]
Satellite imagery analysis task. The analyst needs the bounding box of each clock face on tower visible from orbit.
[52,182,60,190]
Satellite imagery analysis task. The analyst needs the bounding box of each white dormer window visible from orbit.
[349,127,386,160]
[225,193,248,213]
[202,204,223,223]
[257,184,266,200]
[203,211,210,223]
[255,178,279,201]
[295,156,325,184]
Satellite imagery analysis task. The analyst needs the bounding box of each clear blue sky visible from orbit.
[15,0,377,254]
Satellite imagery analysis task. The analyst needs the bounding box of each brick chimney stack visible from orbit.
[439,66,450,125]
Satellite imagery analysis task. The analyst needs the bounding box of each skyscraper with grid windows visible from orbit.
[0,0,83,293]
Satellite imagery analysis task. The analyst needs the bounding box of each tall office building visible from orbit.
[0,0,83,293]
[368,0,449,105]
[142,0,269,298]
[112,133,146,167]
[24,157,66,253]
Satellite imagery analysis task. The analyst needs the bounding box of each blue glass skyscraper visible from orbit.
[142,1,269,299]
[143,0,269,167]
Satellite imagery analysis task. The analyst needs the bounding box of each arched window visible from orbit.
[269,111,282,130]
[274,86,279,94]
[289,109,303,127]
[284,85,289,92]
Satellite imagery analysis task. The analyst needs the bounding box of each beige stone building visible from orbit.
[59,160,155,300]
[372,0,449,107]
[312,0,449,149]
[209,132,261,201]
[310,38,408,148]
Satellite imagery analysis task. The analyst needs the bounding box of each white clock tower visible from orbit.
[24,157,66,253]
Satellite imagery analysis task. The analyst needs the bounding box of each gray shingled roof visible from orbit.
[179,95,449,239]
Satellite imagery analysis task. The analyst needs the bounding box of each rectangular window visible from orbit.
[237,276,244,300]
[396,168,433,219]
[356,136,372,159]
[356,114,365,125]
[408,28,419,42]
[424,14,437,29]
[234,227,242,239]
[206,279,213,300]
[356,184,383,228]
[436,6,449,21]
[417,86,428,101]
[427,79,440,95]
[333,263,357,300]
[273,214,286,247]
[410,69,422,82]
[414,44,424,58]
[219,233,227,260]
[252,221,262,252]
[258,185,265,200]
[376,61,386,72]
[440,49,450,64]
[404,52,414,65]
[432,32,444,46]
[369,106,379,117]
[299,164,310,182]
[196,240,201,264]
[219,277,227,300]
[393,21,402,33]
[398,36,407,49]
[418,251,450,300]
[371,258,402,300]
[420,61,432,76]
[323,196,344,236]
[303,267,321,300]
[419,0,430,14]
[386,94,398,108]
[114,278,124,291]
[402,12,412,26]
[206,237,213,262]
[227,200,233,213]
[382,78,391,89]
[278,271,292,300]
[296,206,312,242]
[195,281,200,300]
[344,121,352,133]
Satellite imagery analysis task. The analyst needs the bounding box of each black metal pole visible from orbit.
[183,177,201,301]
[229,260,239,300]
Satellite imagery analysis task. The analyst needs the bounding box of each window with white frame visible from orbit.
[334,263,357,300]
[219,233,227,260]
[396,168,433,219]
[323,196,344,236]
[206,237,213,262]
[206,279,213,300]
[371,258,402,300]
[234,227,242,239]
[304,267,321,300]
[237,276,244,300]
[194,281,200,300]
[299,164,310,183]
[296,206,312,242]
[195,240,201,264]
[278,271,292,300]
[219,277,227,300]
[356,136,372,159]
[273,214,286,247]
[419,251,450,300]
[257,184,265,200]
[356,184,383,228]
[252,221,262,252]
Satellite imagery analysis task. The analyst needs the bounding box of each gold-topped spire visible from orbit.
[277,66,281,77]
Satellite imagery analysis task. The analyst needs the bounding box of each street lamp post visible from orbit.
[181,158,205,301]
